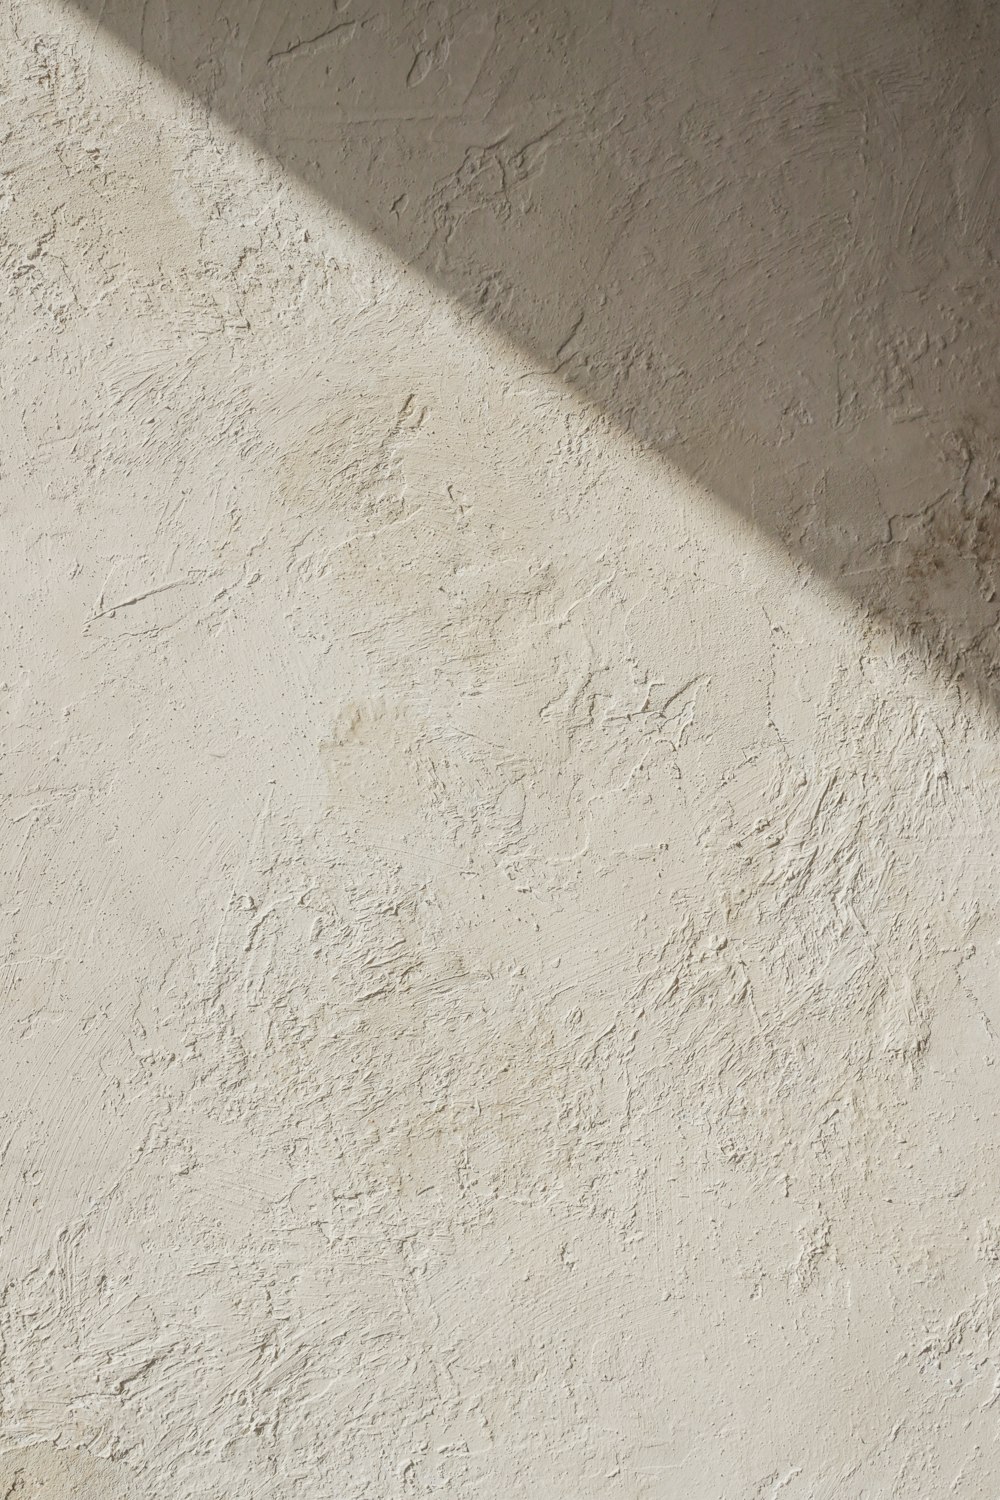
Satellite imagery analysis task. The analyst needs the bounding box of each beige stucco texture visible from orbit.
[2,0,1000,1495]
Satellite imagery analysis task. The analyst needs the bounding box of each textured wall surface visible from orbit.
[1,0,999,1495]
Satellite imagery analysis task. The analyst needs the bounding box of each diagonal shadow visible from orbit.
[65,0,1000,712]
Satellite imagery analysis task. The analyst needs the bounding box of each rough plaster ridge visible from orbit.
[1,0,999,1496]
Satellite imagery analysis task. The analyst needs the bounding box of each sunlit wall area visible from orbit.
[1,2,998,1496]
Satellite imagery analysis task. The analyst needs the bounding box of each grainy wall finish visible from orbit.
[0,0,998,1496]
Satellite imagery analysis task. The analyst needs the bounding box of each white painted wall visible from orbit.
[2,1,999,1495]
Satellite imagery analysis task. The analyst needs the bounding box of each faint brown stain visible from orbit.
[903,496,1000,588]
[0,1443,134,1499]
[901,431,1000,587]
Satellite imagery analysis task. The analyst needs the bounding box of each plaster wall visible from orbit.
[1,1,999,1496]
